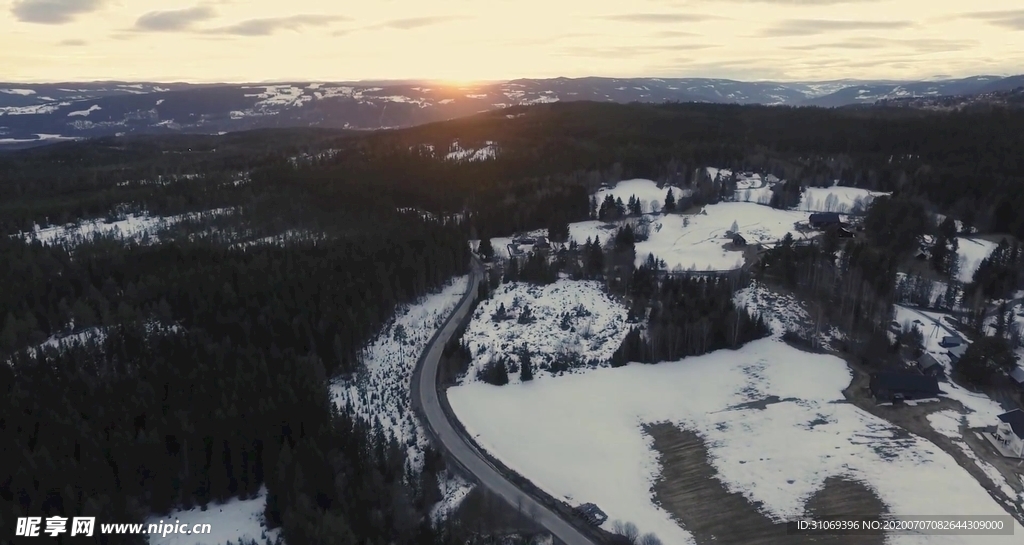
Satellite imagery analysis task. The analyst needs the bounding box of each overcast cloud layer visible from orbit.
[1,0,1022,82]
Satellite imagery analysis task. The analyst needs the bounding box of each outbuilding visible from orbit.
[809,212,842,229]
[917,353,946,378]
[869,372,940,403]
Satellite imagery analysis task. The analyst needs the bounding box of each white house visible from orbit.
[994,409,1024,458]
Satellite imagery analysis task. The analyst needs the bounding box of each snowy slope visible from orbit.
[448,339,1024,544]
[459,280,629,383]
[595,179,689,214]
[956,237,999,283]
[17,208,235,247]
[798,186,889,214]
[634,203,812,271]
[332,276,469,472]
[148,486,280,545]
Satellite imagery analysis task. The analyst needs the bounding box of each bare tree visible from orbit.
[611,520,641,543]
[639,534,663,545]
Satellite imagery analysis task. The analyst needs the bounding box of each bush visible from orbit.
[479,358,509,385]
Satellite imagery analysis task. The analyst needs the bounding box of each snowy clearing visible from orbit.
[798,186,889,214]
[957,237,999,283]
[16,208,235,246]
[635,203,812,271]
[458,280,629,383]
[445,140,496,162]
[67,104,102,117]
[147,486,280,545]
[448,339,1023,544]
[594,179,689,214]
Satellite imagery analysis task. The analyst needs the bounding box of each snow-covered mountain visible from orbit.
[2,75,1022,148]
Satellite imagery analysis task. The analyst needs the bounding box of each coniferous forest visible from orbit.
[3,100,1024,543]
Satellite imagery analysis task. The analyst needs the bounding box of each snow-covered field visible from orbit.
[957,237,999,283]
[16,208,235,247]
[448,339,1024,544]
[333,276,469,471]
[798,185,889,214]
[634,203,811,271]
[457,280,629,383]
[148,486,280,545]
[594,179,689,214]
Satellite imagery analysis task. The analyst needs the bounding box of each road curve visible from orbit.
[413,259,599,545]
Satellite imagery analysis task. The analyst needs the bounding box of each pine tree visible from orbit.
[520,345,533,381]
[664,189,676,213]
[478,237,495,260]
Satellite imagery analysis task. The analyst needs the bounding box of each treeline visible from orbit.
[2,212,471,544]
[613,275,770,365]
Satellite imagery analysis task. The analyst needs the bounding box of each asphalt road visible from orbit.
[413,259,599,545]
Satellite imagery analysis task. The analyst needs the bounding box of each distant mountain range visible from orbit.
[2,75,1022,148]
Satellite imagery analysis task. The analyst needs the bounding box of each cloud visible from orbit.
[374,16,465,30]
[58,38,87,46]
[204,14,347,36]
[10,0,105,24]
[761,19,914,36]
[963,10,1024,30]
[714,0,882,3]
[134,6,216,32]
[598,13,721,23]
[783,37,976,53]
[560,43,718,58]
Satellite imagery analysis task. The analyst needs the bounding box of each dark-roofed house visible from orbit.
[869,372,941,403]
[994,410,1024,458]
[731,233,747,247]
[809,212,842,229]
[917,353,945,378]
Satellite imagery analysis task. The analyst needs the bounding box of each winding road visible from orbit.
[412,258,599,545]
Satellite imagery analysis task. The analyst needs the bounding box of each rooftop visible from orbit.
[869,372,940,395]
[997,409,1024,437]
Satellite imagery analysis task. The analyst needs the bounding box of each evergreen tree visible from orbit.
[478,237,495,260]
[520,345,534,381]
[664,189,676,213]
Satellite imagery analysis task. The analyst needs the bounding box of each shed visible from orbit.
[834,226,855,238]
[917,353,945,377]
[939,335,962,348]
[869,372,940,403]
[947,343,968,364]
[731,233,747,247]
[809,212,842,229]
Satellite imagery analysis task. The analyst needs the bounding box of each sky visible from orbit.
[1,0,1022,83]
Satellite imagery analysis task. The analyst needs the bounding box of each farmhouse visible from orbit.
[809,212,842,229]
[917,353,945,378]
[869,372,940,403]
[992,409,1024,458]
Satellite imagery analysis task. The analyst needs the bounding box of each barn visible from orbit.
[869,372,940,403]
[809,212,842,229]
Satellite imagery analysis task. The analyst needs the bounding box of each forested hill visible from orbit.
[4,100,1024,239]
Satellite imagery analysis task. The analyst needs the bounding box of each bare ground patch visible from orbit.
[645,423,886,545]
